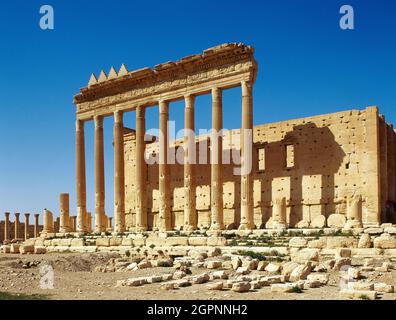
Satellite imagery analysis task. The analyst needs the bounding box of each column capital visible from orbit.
[241,80,253,96]
[4,212,10,218]
[94,115,104,127]
[136,105,146,118]
[114,110,123,123]
[15,212,20,218]
[184,94,195,108]
[159,100,169,114]
[34,213,40,218]
[24,213,30,218]
[76,119,85,131]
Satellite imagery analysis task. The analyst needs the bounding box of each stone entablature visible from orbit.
[74,43,257,120]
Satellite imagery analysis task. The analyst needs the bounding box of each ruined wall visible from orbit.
[124,106,396,230]
[0,221,41,243]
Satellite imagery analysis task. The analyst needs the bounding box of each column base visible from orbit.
[183,224,197,232]
[209,222,224,231]
[238,222,255,231]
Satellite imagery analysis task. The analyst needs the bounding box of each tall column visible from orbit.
[239,81,255,230]
[24,213,30,240]
[94,115,106,233]
[76,119,87,232]
[34,213,39,237]
[159,100,171,231]
[135,105,148,231]
[114,110,125,233]
[14,212,20,240]
[60,193,70,233]
[4,212,10,242]
[183,94,197,230]
[210,87,224,230]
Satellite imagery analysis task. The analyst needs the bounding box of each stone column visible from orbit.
[183,94,197,230]
[239,81,254,230]
[271,197,287,229]
[87,212,92,233]
[108,217,113,230]
[345,195,363,229]
[43,209,54,233]
[76,119,87,232]
[14,213,20,240]
[4,212,10,242]
[135,105,148,231]
[210,87,224,230]
[159,100,171,231]
[71,216,77,232]
[60,193,70,233]
[34,213,39,237]
[24,213,30,240]
[94,115,106,233]
[114,110,125,233]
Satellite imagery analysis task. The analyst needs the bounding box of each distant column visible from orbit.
[113,110,125,233]
[183,94,197,231]
[34,213,39,237]
[4,212,10,242]
[108,217,113,230]
[159,100,171,231]
[76,119,87,232]
[60,193,71,233]
[24,213,30,240]
[94,115,106,233]
[239,81,254,230]
[87,212,92,233]
[14,213,20,240]
[135,105,148,231]
[71,216,77,232]
[210,87,224,230]
[43,209,54,233]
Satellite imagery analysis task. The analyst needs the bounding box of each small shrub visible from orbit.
[292,286,303,293]
[358,294,370,300]
[237,250,266,261]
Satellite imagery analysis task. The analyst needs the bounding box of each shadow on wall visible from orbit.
[255,122,346,228]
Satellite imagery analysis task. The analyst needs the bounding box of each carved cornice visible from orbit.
[74,43,258,119]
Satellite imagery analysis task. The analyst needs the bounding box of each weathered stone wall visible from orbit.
[124,106,396,230]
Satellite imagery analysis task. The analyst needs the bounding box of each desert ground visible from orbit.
[0,251,395,300]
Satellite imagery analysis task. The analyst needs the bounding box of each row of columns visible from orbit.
[3,212,40,242]
[75,81,254,233]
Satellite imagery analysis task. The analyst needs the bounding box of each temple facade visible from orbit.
[65,42,396,234]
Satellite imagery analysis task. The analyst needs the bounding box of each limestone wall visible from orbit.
[124,106,396,230]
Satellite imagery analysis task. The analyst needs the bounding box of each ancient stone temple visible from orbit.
[71,43,396,234]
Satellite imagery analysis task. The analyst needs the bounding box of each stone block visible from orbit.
[270,283,295,293]
[373,234,396,249]
[71,238,84,247]
[96,238,110,247]
[19,245,34,254]
[289,237,308,248]
[327,214,346,228]
[289,262,312,282]
[231,282,251,293]
[291,248,319,264]
[188,237,208,246]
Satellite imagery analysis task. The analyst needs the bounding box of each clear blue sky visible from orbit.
[0,0,395,221]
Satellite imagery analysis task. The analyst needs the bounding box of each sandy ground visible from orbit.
[0,252,395,300]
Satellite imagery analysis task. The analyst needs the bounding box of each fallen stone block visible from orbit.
[236,266,250,275]
[333,258,351,271]
[373,234,396,249]
[207,281,224,290]
[289,263,312,282]
[270,283,296,293]
[261,275,286,284]
[373,283,394,293]
[206,260,222,269]
[212,270,229,280]
[348,281,374,291]
[191,273,210,284]
[231,282,251,293]
[264,263,281,273]
[147,276,163,283]
[281,262,299,277]
[257,261,269,271]
[161,283,175,290]
[10,244,20,254]
[307,273,329,285]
